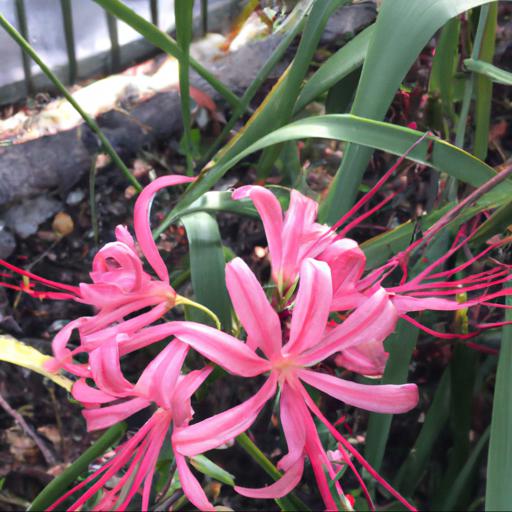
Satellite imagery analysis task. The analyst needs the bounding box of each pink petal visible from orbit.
[335,342,389,377]
[169,321,271,377]
[299,288,398,366]
[298,369,419,414]
[226,258,281,358]
[134,175,194,282]
[134,339,188,408]
[280,190,319,286]
[175,454,215,511]
[173,374,277,456]
[283,259,332,356]
[83,397,150,431]
[235,459,304,499]
[276,382,307,471]
[390,294,466,314]
[232,185,283,276]
[173,367,213,426]
[115,225,136,250]
[89,340,134,397]
[72,379,117,405]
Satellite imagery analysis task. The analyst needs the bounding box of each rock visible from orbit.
[0,227,16,259]
[2,196,62,238]
[322,2,377,44]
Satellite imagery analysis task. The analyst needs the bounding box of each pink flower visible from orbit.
[0,175,194,376]
[48,338,215,511]
[159,257,418,510]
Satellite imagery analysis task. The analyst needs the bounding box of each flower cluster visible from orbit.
[2,173,510,511]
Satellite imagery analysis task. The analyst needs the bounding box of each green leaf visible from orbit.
[0,13,140,191]
[190,455,235,486]
[175,0,195,175]
[29,422,127,511]
[0,335,73,391]
[394,369,451,495]
[294,24,373,113]
[92,0,241,109]
[464,58,512,85]
[473,3,498,160]
[256,0,350,178]
[485,283,512,511]
[171,114,511,222]
[364,320,419,473]
[320,0,511,224]
[181,212,232,330]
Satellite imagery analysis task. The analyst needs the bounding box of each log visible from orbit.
[0,3,376,207]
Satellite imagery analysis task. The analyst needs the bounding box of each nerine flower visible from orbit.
[234,184,512,342]
[152,257,419,510]
[0,175,194,376]
[48,338,214,511]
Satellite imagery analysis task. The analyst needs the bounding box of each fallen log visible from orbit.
[0,3,376,208]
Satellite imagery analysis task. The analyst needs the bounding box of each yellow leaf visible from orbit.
[0,335,73,391]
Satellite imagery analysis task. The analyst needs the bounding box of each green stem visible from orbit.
[175,295,221,330]
[0,14,142,192]
[29,422,127,511]
[89,155,99,244]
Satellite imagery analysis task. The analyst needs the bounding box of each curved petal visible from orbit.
[83,397,150,431]
[134,175,195,282]
[335,339,389,377]
[298,288,398,366]
[226,258,281,358]
[114,225,136,251]
[280,190,320,286]
[283,259,332,356]
[232,185,283,275]
[175,454,215,511]
[173,375,277,456]
[134,339,189,408]
[276,382,307,471]
[173,367,213,426]
[298,369,419,414]
[391,294,466,314]
[89,340,134,397]
[170,321,271,377]
[235,458,304,499]
[72,378,117,405]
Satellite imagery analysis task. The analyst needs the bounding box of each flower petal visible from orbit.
[134,175,195,282]
[83,397,150,431]
[89,340,134,397]
[335,339,389,377]
[170,321,271,377]
[232,185,283,276]
[226,258,281,358]
[235,459,304,499]
[134,339,189,408]
[276,382,307,471]
[283,259,332,356]
[298,368,419,414]
[176,454,215,511]
[72,379,117,406]
[299,288,398,366]
[173,375,277,456]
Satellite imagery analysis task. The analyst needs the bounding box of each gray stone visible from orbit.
[3,196,62,238]
[0,228,15,259]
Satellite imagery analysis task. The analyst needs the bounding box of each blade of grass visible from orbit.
[14,0,33,93]
[0,13,141,191]
[93,0,241,110]
[59,0,77,83]
[180,212,232,330]
[175,0,194,175]
[473,3,498,160]
[394,369,451,495]
[464,58,512,85]
[196,1,308,170]
[364,320,420,473]
[168,115,512,224]
[485,283,512,511]
[28,422,127,511]
[256,0,349,178]
[319,0,511,224]
[294,24,373,113]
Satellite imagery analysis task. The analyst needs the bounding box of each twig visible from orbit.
[0,390,57,466]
